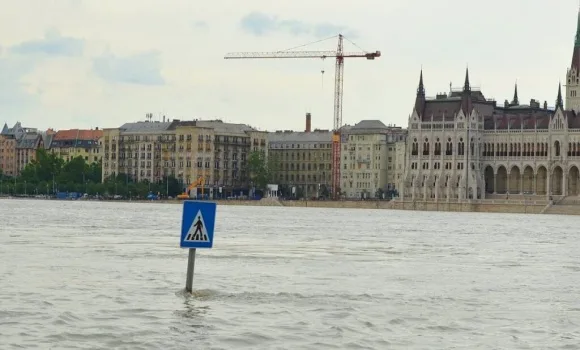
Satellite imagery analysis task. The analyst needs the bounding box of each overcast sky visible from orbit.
[0,0,578,132]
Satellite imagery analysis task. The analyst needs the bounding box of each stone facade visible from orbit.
[268,129,333,198]
[0,122,43,177]
[101,116,267,197]
[401,12,580,201]
[340,120,406,198]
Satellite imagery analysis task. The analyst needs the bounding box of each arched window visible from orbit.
[470,137,475,156]
[458,138,465,156]
[446,137,453,156]
[411,138,418,156]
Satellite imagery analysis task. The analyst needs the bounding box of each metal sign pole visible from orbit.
[185,248,197,292]
[180,200,216,294]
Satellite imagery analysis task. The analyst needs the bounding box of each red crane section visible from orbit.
[224,35,380,199]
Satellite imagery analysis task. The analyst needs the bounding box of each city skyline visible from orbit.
[0,1,578,132]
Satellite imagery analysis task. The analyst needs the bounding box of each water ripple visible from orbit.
[1,199,580,349]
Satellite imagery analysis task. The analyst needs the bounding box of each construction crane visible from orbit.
[224,34,380,199]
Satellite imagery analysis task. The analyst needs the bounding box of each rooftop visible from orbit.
[343,120,404,134]
[268,130,332,143]
[119,121,175,134]
[16,133,42,149]
[117,119,261,135]
[53,129,103,141]
[193,120,257,136]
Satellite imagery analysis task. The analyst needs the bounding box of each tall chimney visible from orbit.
[305,112,312,132]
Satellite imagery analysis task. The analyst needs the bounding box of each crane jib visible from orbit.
[223,36,380,200]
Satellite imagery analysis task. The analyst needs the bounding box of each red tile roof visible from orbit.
[53,129,103,141]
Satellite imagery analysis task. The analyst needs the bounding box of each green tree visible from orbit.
[10,147,188,198]
[86,159,102,183]
[58,156,87,184]
[247,150,274,190]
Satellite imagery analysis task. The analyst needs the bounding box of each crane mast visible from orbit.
[224,35,380,200]
[332,35,345,200]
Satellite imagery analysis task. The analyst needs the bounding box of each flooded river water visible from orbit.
[1,199,579,349]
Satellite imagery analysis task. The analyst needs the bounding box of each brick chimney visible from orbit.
[305,112,312,132]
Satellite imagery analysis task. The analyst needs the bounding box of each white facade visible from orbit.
[402,73,580,202]
[401,11,580,202]
[394,140,407,194]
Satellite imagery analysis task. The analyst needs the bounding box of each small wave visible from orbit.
[177,289,387,308]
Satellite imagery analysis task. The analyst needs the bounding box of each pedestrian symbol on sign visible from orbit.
[185,210,209,242]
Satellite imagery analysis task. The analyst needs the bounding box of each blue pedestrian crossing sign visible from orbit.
[180,201,216,249]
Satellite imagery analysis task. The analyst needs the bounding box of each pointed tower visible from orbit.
[566,7,580,112]
[556,82,564,110]
[1,123,8,135]
[461,67,473,115]
[414,69,425,116]
[511,83,519,106]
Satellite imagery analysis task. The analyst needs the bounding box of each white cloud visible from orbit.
[10,28,84,56]
[239,12,357,38]
[0,0,578,132]
[93,51,165,85]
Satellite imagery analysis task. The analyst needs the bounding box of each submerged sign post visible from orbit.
[180,200,216,293]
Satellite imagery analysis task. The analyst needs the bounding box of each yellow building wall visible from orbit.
[174,125,214,186]
[52,146,102,164]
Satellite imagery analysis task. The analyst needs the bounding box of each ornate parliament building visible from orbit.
[401,12,580,201]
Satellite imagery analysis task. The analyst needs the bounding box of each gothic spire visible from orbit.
[414,69,425,115]
[575,5,580,47]
[572,6,580,71]
[556,82,564,109]
[463,67,471,93]
[511,82,519,105]
[417,69,425,96]
[461,67,473,115]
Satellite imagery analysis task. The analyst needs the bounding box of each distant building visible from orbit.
[49,129,103,164]
[402,8,580,201]
[266,113,407,199]
[340,120,407,199]
[268,125,333,197]
[101,115,267,197]
[0,122,43,176]
[194,119,268,194]
[394,140,407,194]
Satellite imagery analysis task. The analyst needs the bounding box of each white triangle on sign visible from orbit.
[184,210,209,242]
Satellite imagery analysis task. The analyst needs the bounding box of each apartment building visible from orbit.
[49,129,103,164]
[340,120,407,199]
[16,133,43,174]
[0,122,43,176]
[101,116,267,197]
[195,120,267,195]
[268,114,333,198]
[0,133,17,177]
